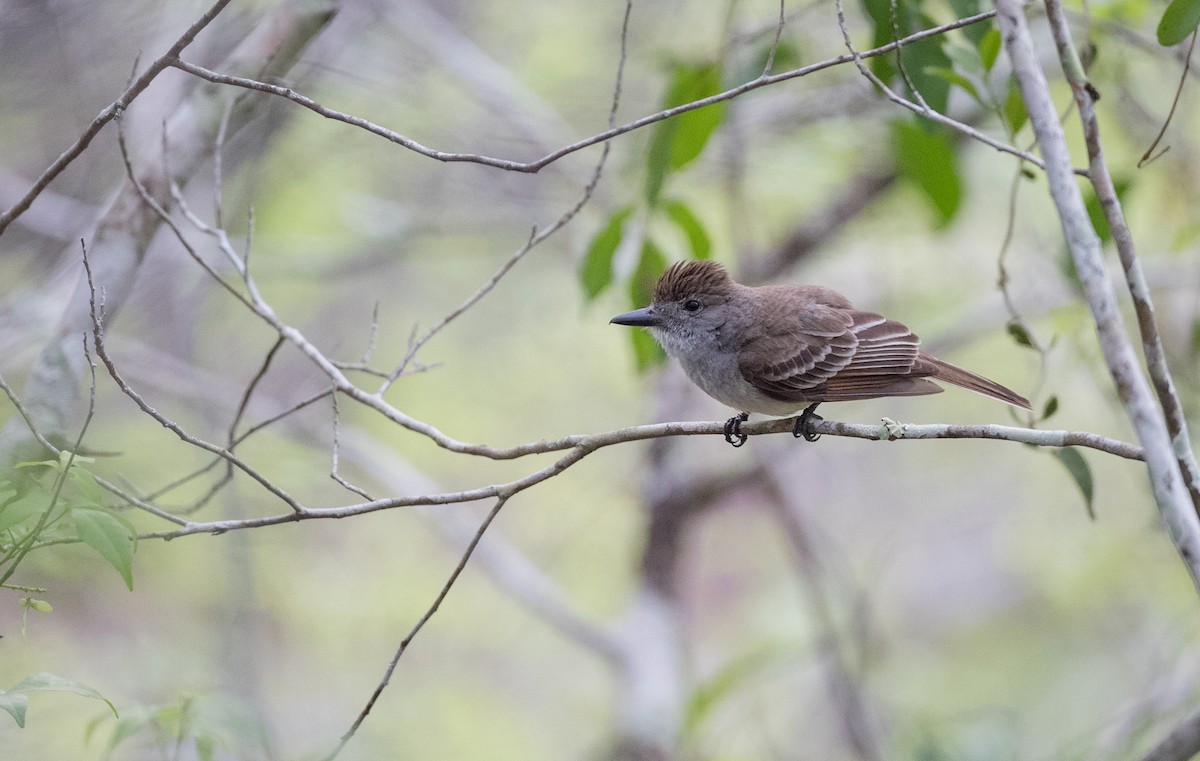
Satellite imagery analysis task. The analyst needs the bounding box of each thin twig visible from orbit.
[63,415,1143,544]
[81,245,306,514]
[330,392,374,500]
[833,0,1075,174]
[996,0,1200,593]
[1042,0,1200,514]
[322,495,511,761]
[167,12,1010,175]
[1138,30,1197,168]
[381,0,634,388]
[0,0,235,238]
[0,374,61,456]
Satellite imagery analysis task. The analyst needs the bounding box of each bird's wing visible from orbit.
[740,308,938,402]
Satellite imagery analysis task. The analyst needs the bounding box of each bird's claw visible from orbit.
[793,403,823,442]
[724,412,750,448]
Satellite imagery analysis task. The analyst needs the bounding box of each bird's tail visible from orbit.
[922,354,1031,410]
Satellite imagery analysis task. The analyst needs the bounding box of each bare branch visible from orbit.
[834,0,1068,173]
[0,0,236,238]
[106,415,1144,543]
[81,245,306,514]
[1042,0,1200,514]
[995,0,1200,593]
[322,495,512,761]
[167,11,1001,174]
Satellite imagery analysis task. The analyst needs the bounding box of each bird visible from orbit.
[610,260,1031,447]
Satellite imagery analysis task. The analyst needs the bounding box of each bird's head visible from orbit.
[609,260,737,354]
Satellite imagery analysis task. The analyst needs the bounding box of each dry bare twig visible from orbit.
[165,12,1023,175]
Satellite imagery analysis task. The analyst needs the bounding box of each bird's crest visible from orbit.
[654,260,734,303]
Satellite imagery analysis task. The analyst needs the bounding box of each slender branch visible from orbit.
[167,11,1003,174]
[81,246,306,514]
[0,374,61,456]
[995,0,1200,593]
[1138,30,1197,167]
[833,0,1069,173]
[1041,0,1200,514]
[70,416,1141,544]
[321,495,512,761]
[0,0,235,238]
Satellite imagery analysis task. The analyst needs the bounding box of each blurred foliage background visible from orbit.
[2,0,1200,759]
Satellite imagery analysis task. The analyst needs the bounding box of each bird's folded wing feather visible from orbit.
[740,308,939,401]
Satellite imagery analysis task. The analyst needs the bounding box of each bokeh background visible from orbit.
[2,0,1200,759]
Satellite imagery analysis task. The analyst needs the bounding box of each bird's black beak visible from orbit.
[610,307,660,327]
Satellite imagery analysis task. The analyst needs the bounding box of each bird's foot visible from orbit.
[723,412,750,448]
[793,403,823,442]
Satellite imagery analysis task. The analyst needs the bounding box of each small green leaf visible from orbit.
[1003,77,1029,134]
[663,200,712,260]
[0,490,49,534]
[1083,178,1131,244]
[1054,447,1095,519]
[628,241,667,308]
[580,207,633,300]
[645,63,726,206]
[979,28,1002,71]
[629,329,667,371]
[0,691,29,727]
[1158,0,1200,46]
[197,734,216,761]
[72,508,135,590]
[21,598,53,613]
[901,21,954,114]
[948,0,990,46]
[3,673,117,726]
[892,118,962,227]
[1007,321,1033,348]
[684,645,786,738]
[923,66,983,106]
[69,467,106,506]
[628,241,668,371]
[1041,395,1059,421]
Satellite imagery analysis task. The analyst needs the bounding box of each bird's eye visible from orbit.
[683,299,702,312]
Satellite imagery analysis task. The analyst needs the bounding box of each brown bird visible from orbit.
[610,260,1030,446]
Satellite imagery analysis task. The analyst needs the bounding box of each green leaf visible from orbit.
[1041,395,1059,421]
[644,63,726,206]
[580,207,633,300]
[663,200,712,260]
[0,489,49,534]
[979,28,1002,71]
[69,466,106,506]
[1082,178,1131,244]
[901,20,953,114]
[947,0,991,46]
[1003,77,1029,134]
[1054,447,1095,519]
[684,645,787,738]
[1006,321,1033,348]
[21,598,53,613]
[0,691,29,727]
[924,66,983,106]
[629,329,666,371]
[72,508,135,590]
[627,241,668,371]
[2,673,117,727]
[892,118,962,227]
[1158,0,1200,46]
